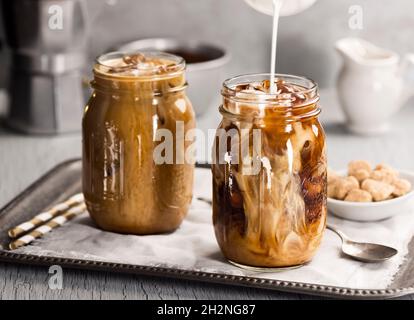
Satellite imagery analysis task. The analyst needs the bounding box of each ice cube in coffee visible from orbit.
[212,74,327,268]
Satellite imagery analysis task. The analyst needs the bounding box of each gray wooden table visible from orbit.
[0,89,413,300]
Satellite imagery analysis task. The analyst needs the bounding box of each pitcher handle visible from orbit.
[399,54,414,108]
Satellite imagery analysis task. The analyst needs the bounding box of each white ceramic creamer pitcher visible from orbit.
[336,37,414,135]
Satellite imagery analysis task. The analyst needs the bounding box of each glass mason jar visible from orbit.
[212,74,327,269]
[83,51,195,235]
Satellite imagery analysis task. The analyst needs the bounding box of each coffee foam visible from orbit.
[96,52,184,77]
[234,80,308,106]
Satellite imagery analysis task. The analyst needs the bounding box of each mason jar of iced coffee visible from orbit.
[212,74,327,269]
[83,51,195,235]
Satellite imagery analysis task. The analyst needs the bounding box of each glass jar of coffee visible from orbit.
[83,51,195,235]
[212,74,327,269]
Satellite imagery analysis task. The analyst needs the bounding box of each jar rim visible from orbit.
[222,73,319,106]
[94,50,186,79]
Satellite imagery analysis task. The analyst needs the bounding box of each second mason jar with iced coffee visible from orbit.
[83,51,195,235]
[212,74,327,269]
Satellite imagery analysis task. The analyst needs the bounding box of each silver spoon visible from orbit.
[197,197,398,263]
[326,225,398,263]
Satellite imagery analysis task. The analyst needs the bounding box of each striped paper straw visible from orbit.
[8,193,84,239]
[9,203,87,251]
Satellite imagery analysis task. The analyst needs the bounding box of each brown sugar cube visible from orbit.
[370,169,398,184]
[333,176,360,200]
[344,189,373,203]
[350,169,370,183]
[361,179,395,202]
[348,160,372,176]
[392,179,412,197]
[328,168,340,185]
[328,180,338,199]
[375,164,399,176]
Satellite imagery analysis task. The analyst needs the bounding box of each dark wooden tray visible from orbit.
[0,159,413,299]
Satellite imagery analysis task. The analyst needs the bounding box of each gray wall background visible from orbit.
[1,0,413,88]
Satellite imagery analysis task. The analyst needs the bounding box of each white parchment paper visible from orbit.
[15,169,414,290]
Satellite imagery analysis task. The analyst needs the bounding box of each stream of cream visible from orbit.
[270,0,283,94]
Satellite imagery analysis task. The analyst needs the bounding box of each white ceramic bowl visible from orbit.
[328,170,414,222]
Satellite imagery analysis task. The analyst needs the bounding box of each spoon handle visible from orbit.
[326,224,349,241]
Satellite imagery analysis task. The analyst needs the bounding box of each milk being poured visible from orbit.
[245,0,318,93]
[270,0,283,93]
